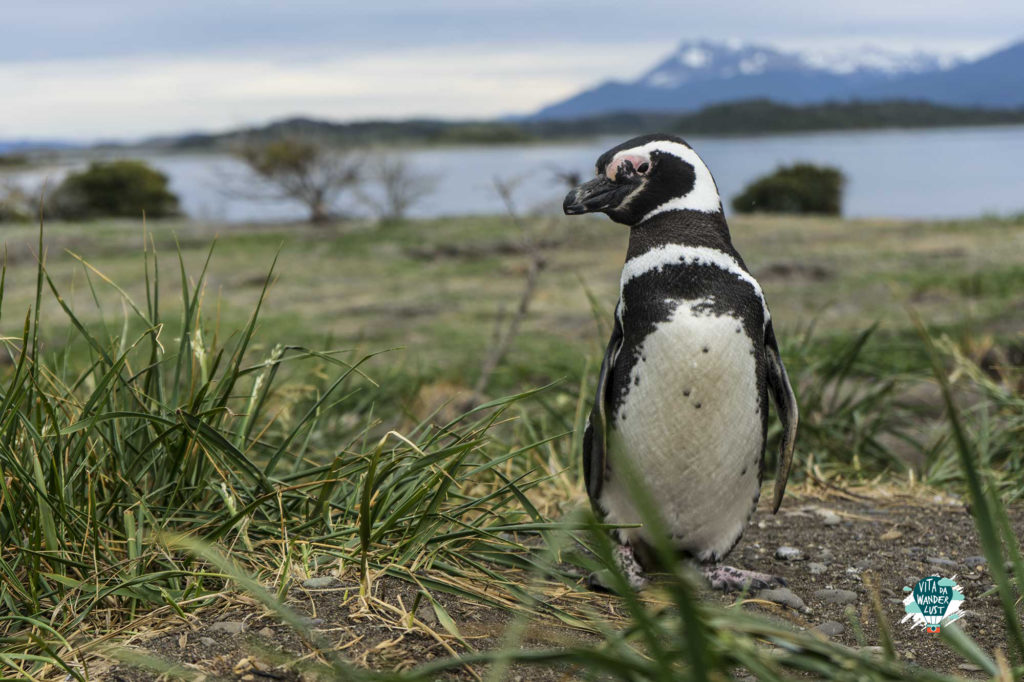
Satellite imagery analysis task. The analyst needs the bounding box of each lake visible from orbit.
[5,125,1024,222]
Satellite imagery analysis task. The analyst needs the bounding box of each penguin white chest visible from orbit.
[600,299,764,561]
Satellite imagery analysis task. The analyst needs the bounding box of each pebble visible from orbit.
[807,562,827,575]
[813,620,844,637]
[775,546,804,561]
[852,559,873,570]
[416,602,439,626]
[759,587,809,612]
[926,557,957,567]
[199,636,217,647]
[209,621,246,635]
[258,626,274,637]
[302,576,337,588]
[817,510,841,526]
[815,548,835,563]
[813,589,858,605]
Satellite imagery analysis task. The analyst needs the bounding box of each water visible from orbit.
[5,125,1023,221]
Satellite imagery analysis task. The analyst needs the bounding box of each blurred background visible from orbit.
[2,1,1024,221]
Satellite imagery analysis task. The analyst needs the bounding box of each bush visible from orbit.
[732,163,844,215]
[49,160,180,219]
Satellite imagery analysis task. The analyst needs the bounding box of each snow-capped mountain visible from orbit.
[638,42,810,89]
[531,39,1017,119]
[639,41,957,89]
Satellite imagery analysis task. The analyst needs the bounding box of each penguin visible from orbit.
[563,134,798,592]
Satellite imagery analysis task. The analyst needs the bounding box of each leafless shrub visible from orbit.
[232,136,361,224]
[358,154,437,223]
[472,176,548,398]
[0,181,32,222]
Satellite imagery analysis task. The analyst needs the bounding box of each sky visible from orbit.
[1,1,1021,141]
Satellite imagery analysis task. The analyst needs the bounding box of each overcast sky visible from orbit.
[1,1,1021,140]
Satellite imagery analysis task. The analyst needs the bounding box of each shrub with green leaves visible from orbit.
[732,163,844,215]
[48,160,180,219]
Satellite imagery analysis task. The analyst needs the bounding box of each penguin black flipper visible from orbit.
[584,309,623,503]
[765,320,799,513]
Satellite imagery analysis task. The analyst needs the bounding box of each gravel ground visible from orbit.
[99,486,1022,681]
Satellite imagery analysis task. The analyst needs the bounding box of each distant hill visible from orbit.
[134,100,1024,152]
[0,140,78,154]
[532,39,1024,119]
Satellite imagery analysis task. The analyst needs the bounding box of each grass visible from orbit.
[0,211,1020,679]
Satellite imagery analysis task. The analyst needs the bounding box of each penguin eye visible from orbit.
[636,162,650,174]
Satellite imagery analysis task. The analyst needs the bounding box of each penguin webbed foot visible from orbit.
[702,564,785,593]
[586,544,650,593]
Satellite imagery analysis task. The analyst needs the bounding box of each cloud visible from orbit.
[0,43,671,139]
[1,0,1019,138]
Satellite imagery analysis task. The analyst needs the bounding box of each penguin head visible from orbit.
[563,134,721,226]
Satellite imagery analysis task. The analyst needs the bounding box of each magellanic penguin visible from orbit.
[563,134,798,592]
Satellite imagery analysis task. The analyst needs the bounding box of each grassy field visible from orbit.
[5,211,1021,384]
[0,211,1022,680]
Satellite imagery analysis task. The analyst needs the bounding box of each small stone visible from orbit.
[813,620,844,637]
[416,601,439,626]
[807,562,827,575]
[209,621,246,635]
[815,548,834,563]
[759,587,808,612]
[963,555,987,567]
[775,546,804,561]
[816,509,841,526]
[258,626,274,637]
[302,576,337,589]
[927,557,957,567]
[813,589,858,605]
[199,636,217,647]
[853,559,873,570]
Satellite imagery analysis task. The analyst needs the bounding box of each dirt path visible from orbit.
[99,487,1022,680]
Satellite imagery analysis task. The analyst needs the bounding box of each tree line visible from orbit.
[135,99,1024,152]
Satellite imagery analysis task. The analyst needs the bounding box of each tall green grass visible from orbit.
[0,225,573,677]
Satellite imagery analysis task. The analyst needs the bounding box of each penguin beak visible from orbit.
[563,176,629,215]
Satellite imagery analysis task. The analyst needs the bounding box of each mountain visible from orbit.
[0,139,79,154]
[857,41,1024,107]
[532,39,1023,119]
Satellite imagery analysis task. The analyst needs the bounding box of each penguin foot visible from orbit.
[585,544,650,592]
[702,565,785,593]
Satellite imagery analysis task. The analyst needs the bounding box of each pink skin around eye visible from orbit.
[607,154,649,181]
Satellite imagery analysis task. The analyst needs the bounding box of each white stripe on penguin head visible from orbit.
[608,140,721,220]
